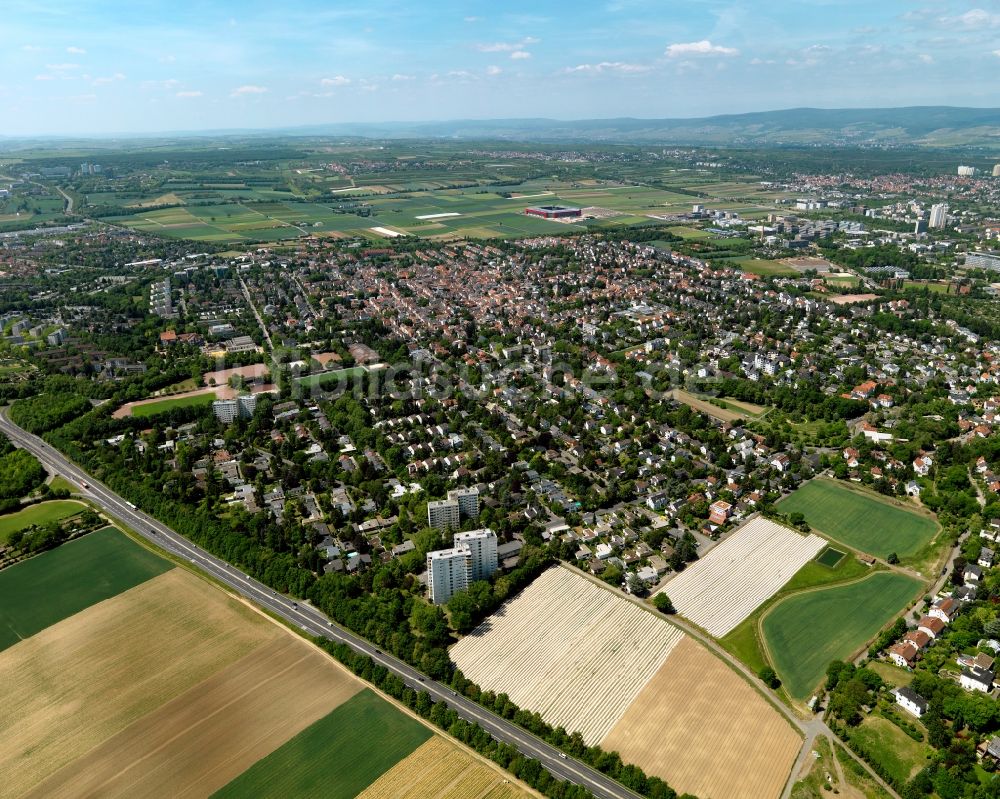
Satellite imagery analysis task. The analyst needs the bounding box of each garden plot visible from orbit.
[451,566,684,744]
[658,517,825,637]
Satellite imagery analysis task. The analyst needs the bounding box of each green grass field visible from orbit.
[0,527,171,651]
[762,571,922,699]
[212,689,432,799]
[130,392,216,418]
[728,257,799,277]
[848,717,932,785]
[721,551,871,676]
[0,500,85,544]
[777,479,938,559]
[294,366,368,388]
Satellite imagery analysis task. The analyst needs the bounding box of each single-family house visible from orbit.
[930,598,960,624]
[960,665,995,693]
[893,686,928,718]
[888,640,920,669]
[918,616,946,639]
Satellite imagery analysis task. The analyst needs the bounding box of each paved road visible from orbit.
[55,186,74,215]
[238,276,274,352]
[0,411,639,799]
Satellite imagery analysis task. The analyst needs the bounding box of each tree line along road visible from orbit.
[0,410,642,799]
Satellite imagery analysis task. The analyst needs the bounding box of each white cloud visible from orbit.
[92,72,125,85]
[46,62,79,71]
[22,44,42,52]
[993,49,1000,57]
[391,73,414,81]
[231,84,267,96]
[176,90,202,98]
[486,65,502,75]
[320,75,351,86]
[66,46,86,54]
[464,16,480,23]
[665,40,738,58]
[937,9,1000,28]
[477,36,539,53]
[919,54,934,63]
[34,74,55,81]
[510,50,531,60]
[562,61,650,74]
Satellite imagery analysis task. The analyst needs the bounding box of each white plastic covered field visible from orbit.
[657,516,825,637]
[450,566,684,743]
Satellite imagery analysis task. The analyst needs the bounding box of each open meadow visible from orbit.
[451,565,801,799]
[762,571,923,699]
[657,517,827,637]
[777,479,938,559]
[0,498,86,543]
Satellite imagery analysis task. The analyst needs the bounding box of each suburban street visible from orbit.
[0,411,641,799]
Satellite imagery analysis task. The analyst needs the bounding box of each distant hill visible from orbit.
[288,107,1000,147]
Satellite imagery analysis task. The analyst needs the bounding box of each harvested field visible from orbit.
[451,566,684,743]
[0,568,279,796]
[669,388,745,422]
[357,736,533,799]
[602,636,800,799]
[27,635,361,799]
[829,293,878,305]
[202,363,271,386]
[659,517,826,637]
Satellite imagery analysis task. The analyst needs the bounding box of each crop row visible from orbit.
[451,567,684,743]
[659,517,825,637]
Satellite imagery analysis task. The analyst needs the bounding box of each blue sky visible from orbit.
[2,0,999,135]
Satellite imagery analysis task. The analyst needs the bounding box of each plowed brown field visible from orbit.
[601,636,800,799]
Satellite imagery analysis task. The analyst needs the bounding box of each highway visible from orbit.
[0,411,641,799]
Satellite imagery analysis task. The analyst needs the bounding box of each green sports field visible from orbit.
[0,527,171,651]
[212,689,432,799]
[0,499,85,543]
[130,392,216,418]
[777,479,937,558]
[762,571,922,699]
